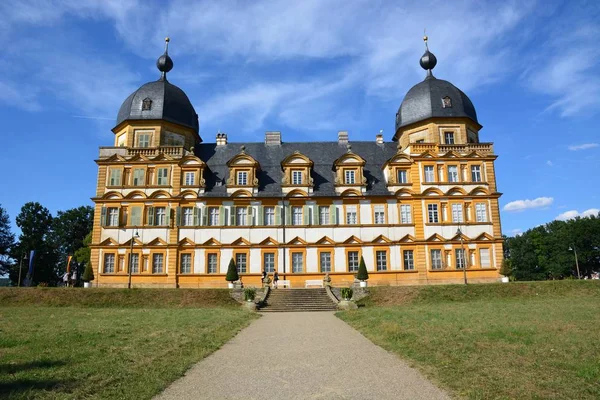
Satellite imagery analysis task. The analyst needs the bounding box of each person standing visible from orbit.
[273,270,279,289]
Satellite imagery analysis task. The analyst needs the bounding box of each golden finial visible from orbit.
[423,29,429,49]
[165,37,170,43]
[164,37,170,53]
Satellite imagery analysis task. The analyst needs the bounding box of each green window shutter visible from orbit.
[303,205,309,225]
[218,206,225,226]
[201,208,208,226]
[192,207,199,226]
[176,207,181,226]
[247,206,253,225]
[130,206,141,226]
[147,206,154,226]
[284,206,291,225]
[166,207,171,226]
[230,207,236,226]
[312,205,319,225]
[257,206,264,226]
[330,204,336,224]
[100,206,107,226]
[275,206,282,225]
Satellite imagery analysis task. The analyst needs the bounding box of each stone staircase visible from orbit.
[261,288,337,312]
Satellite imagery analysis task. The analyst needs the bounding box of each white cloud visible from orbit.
[568,143,599,151]
[546,160,553,167]
[503,197,554,212]
[509,228,523,236]
[556,208,600,221]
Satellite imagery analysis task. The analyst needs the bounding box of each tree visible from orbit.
[356,256,369,281]
[50,206,94,276]
[0,205,15,276]
[74,232,92,267]
[10,202,57,286]
[82,262,95,282]
[225,258,239,282]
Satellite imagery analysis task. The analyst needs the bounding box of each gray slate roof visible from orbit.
[194,141,399,197]
[396,75,478,130]
[116,80,199,133]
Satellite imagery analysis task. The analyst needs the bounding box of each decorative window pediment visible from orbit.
[226,147,260,195]
[383,150,414,187]
[281,151,314,192]
[333,146,367,194]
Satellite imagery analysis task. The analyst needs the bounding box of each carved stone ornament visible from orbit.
[442,96,452,108]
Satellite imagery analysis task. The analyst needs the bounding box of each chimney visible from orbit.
[216,132,228,146]
[376,132,384,145]
[265,131,281,145]
[338,130,349,145]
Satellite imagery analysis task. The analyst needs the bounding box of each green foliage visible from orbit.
[82,262,95,282]
[225,258,239,282]
[0,204,15,276]
[50,206,94,275]
[74,232,92,266]
[243,287,256,301]
[11,202,57,286]
[356,256,369,281]
[341,287,353,300]
[499,258,512,277]
[504,213,600,280]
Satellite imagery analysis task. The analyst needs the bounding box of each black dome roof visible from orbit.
[115,38,199,133]
[116,80,199,133]
[395,43,478,131]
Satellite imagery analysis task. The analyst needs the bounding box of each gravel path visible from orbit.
[154,312,450,400]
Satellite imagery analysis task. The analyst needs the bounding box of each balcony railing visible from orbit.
[99,146,186,158]
[409,143,494,155]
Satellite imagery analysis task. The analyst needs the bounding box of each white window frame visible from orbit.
[424,166,435,182]
[291,252,303,273]
[471,165,482,182]
[292,206,302,226]
[448,165,459,182]
[137,133,151,148]
[400,204,412,224]
[182,207,193,226]
[264,206,275,226]
[236,207,247,226]
[263,253,275,273]
[451,204,464,223]
[157,168,169,185]
[456,249,466,269]
[348,251,359,272]
[130,254,139,274]
[132,168,145,186]
[345,170,356,184]
[237,171,248,186]
[320,252,331,273]
[184,171,195,186]
[235,253,247,273]
[346,205,357,225]
[152,254,164,274]
[444,131,455,144]
[427,204,439,223]
[292,170,303,185]
[207,253,218,274]
[403,250,414,270]
[104,254,115,273]
[319,206,329,225]
[431,249,443,270]
[109,169,122,186]
[208,207,219,226]
[374,205,385,224]
[376,250,387,271]
[480,248,491,268]
[107,207,119,226]
[476,203,487,222]
[397,169,408,184]
[180,254,192,274]
[155,207,166,226]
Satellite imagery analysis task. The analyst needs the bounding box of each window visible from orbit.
[456,249,466,269]
[400,204,412,224]
[107,208,119,226]
[236,207,247,226]
[476,203,487,222]
[444,132,455,144]
[237,171,248,185]
[471,166,482,182]
[235,253,247,273]
[132,169,145,186]
[403,250,414,270]
[208,207,219,226]
[374,205,385,224]
[129,254,139,274]
[157,168,169,185]
[448,166,458,182]
[130,206,142,226]
[397,169,408,184]
[345,170,356,184]
[264,206,275,226]
[292,170,303,185]
[137,133,151,148]
[319,206,330,225]
[376,250,387,271]
[347,251,359,272]
[480,248,491,267]
[427,204,439,223]
[109,169,122,186]
[451,204,464,223]
[103,254,115,273]
[152,254,164,274]
[155,207,167,226]
[263,253,275,273]
[292,206,302,226]
[207,253,218,274]
[292,252,303,273]
[431,249,443,270]
[424,166,435,182]
[142,98,152,111]
[182,207,193,226]
[320,252,331,273]
[180,254,192,274]
[184,172,195,186]
[346,205,357,224]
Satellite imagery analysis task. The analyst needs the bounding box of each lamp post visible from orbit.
[281,198,287,280]
[17,253,27,288]
[457,227,467,285]
[128,228,140,289]
[568,245,581,279]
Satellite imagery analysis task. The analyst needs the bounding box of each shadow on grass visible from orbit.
[0,378,66,397]
[0,360,67,375]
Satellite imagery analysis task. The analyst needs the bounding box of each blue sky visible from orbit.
[0,0,599,237]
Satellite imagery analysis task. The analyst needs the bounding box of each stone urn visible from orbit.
[359,281,367,288]
[337,300,358,310]
[243,301,257,311]
[228,282,235,289]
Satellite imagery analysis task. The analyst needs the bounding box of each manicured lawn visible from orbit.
[0,305,257,399]
[338,282,600,400]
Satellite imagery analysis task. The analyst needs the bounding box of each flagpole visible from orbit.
[18,253,26,287]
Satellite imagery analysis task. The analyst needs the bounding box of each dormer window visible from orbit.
[281,151,314,195]
[444,132,455,144]
[237,171,248,185]
[333,149,366,195]
[345,170,356,184]
[142,98,153,111]
[442,96,452,108]
[292,170,303,185]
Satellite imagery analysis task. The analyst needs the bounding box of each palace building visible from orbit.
[90,38,503,288]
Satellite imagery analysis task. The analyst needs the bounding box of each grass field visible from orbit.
[338,281,600,399]
[0,288,257,399]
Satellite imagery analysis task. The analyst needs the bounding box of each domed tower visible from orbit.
[112,38,201,148]
[393,36,482,148]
